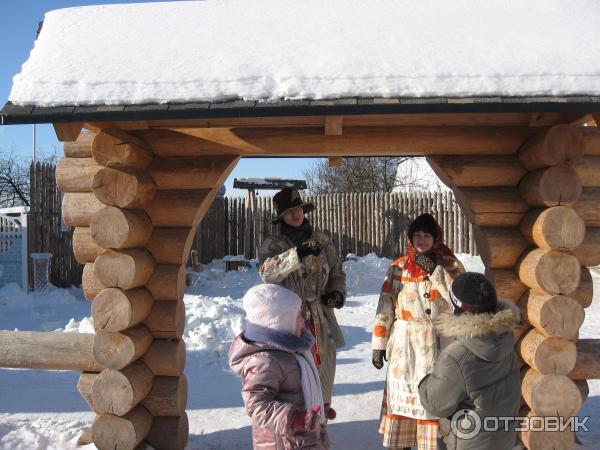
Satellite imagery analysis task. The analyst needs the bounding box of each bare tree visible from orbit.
[303,156,410,194]
[0,150,31,207]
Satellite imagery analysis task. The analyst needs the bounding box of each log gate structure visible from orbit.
[2,3,600,449]
[2,104,600,450]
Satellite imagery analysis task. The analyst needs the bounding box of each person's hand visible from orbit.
[372,349,387,370]
[321,291,344,309]
[292,405,321,433]
[324,405,337,420]
[297,239,321,258]
[414,252,437,275]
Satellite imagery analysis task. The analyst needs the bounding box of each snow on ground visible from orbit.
[0,253,598,449]
[9,0,600,106]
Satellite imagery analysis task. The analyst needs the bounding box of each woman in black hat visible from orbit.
[258,187,346,415]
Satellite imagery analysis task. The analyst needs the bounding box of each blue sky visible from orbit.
[0,0,318,197]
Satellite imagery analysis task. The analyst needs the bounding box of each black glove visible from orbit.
[372,349,387,370]
[297,239,321,258]
[414,252,437,275]
[321,291,345,309]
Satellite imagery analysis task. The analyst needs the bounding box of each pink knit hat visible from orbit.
[242,284,302,334]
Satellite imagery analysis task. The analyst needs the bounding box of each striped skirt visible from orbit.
[379,388,439,450]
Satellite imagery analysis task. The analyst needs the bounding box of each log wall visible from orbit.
[429,123,598,450]
[54,129,237,450]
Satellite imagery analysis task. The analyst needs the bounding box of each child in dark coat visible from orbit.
[229,283,333,450]
[418,272,521,450]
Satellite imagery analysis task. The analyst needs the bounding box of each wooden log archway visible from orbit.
[56,128,238,449]
[3,114,594,450]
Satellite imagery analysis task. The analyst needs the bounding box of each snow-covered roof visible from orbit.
[8,0,600,105]
[2,0,600,124]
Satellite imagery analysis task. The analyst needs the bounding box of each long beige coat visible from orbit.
[258,230,345,403]
[372,254,464,419]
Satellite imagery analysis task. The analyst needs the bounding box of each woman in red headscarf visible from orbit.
[371,213,464,450]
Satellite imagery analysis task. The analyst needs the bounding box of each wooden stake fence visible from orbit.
[29,162,81,288]
[193,191,477,263]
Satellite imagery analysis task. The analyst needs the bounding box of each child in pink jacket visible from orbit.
[229,283,333,449]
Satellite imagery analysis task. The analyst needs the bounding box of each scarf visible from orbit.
[244,323,325,423]
[403,221,460,278]
[280,219,313,246]
[295,350,326,425]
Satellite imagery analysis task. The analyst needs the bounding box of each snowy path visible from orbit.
[0,254,598,449]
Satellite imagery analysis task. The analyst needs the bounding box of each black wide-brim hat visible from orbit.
[272,188,315,224]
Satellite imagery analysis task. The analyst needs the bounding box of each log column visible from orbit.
[428,124,592,450]
[56,127,240,450]
[515,124,589,450]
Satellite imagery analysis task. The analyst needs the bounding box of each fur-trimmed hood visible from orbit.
[435,300,521,362]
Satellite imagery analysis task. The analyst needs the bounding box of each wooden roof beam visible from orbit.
[168,125,531,157]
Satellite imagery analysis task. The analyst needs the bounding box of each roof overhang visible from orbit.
[3,96,600,125]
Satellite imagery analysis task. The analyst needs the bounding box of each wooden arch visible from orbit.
[2,111,600,450]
